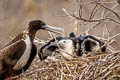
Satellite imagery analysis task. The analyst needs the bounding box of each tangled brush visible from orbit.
[10,50,120,80]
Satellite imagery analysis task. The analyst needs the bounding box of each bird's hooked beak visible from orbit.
[42,24,64,34]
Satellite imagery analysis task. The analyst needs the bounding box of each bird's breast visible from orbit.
[60,47,74,60]
[13,35,32,70]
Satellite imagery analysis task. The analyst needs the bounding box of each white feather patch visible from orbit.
[13,35,32,70]
[58,39,74,60]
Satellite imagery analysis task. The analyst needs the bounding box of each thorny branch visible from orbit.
[62,8,120,24]
[95,0,120,21]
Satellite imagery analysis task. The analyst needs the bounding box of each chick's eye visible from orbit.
[63,41,66,43]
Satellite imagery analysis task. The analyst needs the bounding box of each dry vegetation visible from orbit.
[1,0,120,80]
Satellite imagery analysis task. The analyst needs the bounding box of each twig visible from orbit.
[64,62,72,74]
[96,1,120,21]
[100,33,120,50]
[59,61,69,80]
[76,0,83,18]
[100,70,112,79]
[92,61,117,79]
[104,3,118,17]
[10,67,53,79]
[63,8,120,24]
[91,6,102,20]
[89,3,98,20]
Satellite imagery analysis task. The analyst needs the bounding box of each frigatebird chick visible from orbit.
[38,36,76,61]
[38,32,106,61]
[38,36,63,60]
[57,35,106,59]
[69,32,106,56]
[38,32,78,61]
[79,35,106,56]
[58,38,76,60]
[0,20,64,79]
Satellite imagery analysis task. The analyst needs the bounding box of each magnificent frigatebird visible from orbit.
[0,20,64,79]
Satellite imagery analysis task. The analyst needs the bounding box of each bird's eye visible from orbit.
[63,41,66,43]
[41,22,45,26]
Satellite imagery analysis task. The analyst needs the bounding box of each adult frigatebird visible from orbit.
[0,20,64,79]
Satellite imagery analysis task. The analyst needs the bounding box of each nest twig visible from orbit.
[10,50,120,80]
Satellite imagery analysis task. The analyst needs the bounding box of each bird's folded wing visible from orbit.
[0,40,25,60]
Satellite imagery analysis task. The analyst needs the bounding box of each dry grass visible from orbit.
[10,51,120,80]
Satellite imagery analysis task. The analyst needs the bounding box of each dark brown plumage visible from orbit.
[0,20,63,79]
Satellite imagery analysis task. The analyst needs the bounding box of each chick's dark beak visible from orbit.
[42,24,64,34]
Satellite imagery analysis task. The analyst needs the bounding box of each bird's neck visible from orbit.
[24,27,38,42]
[62,45,74,55]
[61,46,74,60]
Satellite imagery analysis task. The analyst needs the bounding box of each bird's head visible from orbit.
[58,38,75,60]
[58,39,73,49]
[28,20,64,34]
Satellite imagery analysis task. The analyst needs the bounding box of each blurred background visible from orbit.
[0,0,76,48]
[0,0,120,50]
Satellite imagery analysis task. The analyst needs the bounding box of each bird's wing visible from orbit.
[15,44,37,73]
[38,36,65,60]
[0,40,25,60]
[38,38,57,60]
[1,33,24,49]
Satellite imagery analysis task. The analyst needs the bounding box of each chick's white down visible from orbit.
[58,39,74,60]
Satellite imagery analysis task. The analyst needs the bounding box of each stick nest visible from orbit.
[11,51,120,80]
